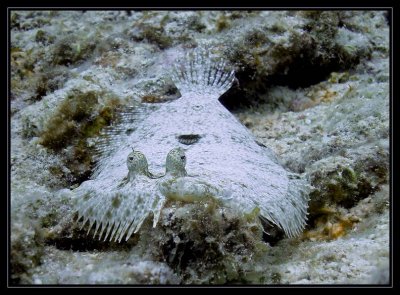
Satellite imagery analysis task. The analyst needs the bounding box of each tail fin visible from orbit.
[171,47,235,97]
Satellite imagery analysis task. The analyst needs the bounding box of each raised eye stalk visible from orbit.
[126,150,157,180]
[165,147,188,177]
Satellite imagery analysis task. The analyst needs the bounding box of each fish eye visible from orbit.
[129,156,134,161]
[180,155,186,160]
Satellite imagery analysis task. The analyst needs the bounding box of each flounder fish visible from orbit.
[74,48,310,242]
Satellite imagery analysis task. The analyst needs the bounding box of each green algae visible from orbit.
[136,25,173,49]
[51,35,97,66]
[216,14,231,32]
[137,199,268,284]
[39,90,121,183]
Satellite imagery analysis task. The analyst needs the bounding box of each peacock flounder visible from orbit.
[74,48,310,242]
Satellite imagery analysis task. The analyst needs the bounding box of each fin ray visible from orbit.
[171,47,235,97]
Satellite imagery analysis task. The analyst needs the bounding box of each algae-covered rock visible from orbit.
[19,88,122,186]
[136,200,268,284]
[29,247,181,284]
[11,218,44,284]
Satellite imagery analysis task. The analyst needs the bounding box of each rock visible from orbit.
[10,10,389,284]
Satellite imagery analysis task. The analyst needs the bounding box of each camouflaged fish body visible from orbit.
[76,151,164,242]
[75,49,310,241]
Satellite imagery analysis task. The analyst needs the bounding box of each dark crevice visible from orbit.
[45,216,139,252]
[219,87,255,111]
[220,56,358,111]
[259,217,285,246]
[46,234,137,252]
[267,59,342,89]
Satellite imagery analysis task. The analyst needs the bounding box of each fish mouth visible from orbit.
[177,134,201,145]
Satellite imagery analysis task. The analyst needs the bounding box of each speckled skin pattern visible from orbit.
[126,150,154,180]
[74,49,310,241]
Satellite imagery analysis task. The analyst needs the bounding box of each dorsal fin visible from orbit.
[171,47,235,98]
[92,103,160,178]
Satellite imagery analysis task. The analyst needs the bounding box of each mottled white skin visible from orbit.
[134,95,307,236]
[126,150,155,180]
[76,151,165,242]
[165,147,187,177]
[75,50,309,239]
[160,147,219,202]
